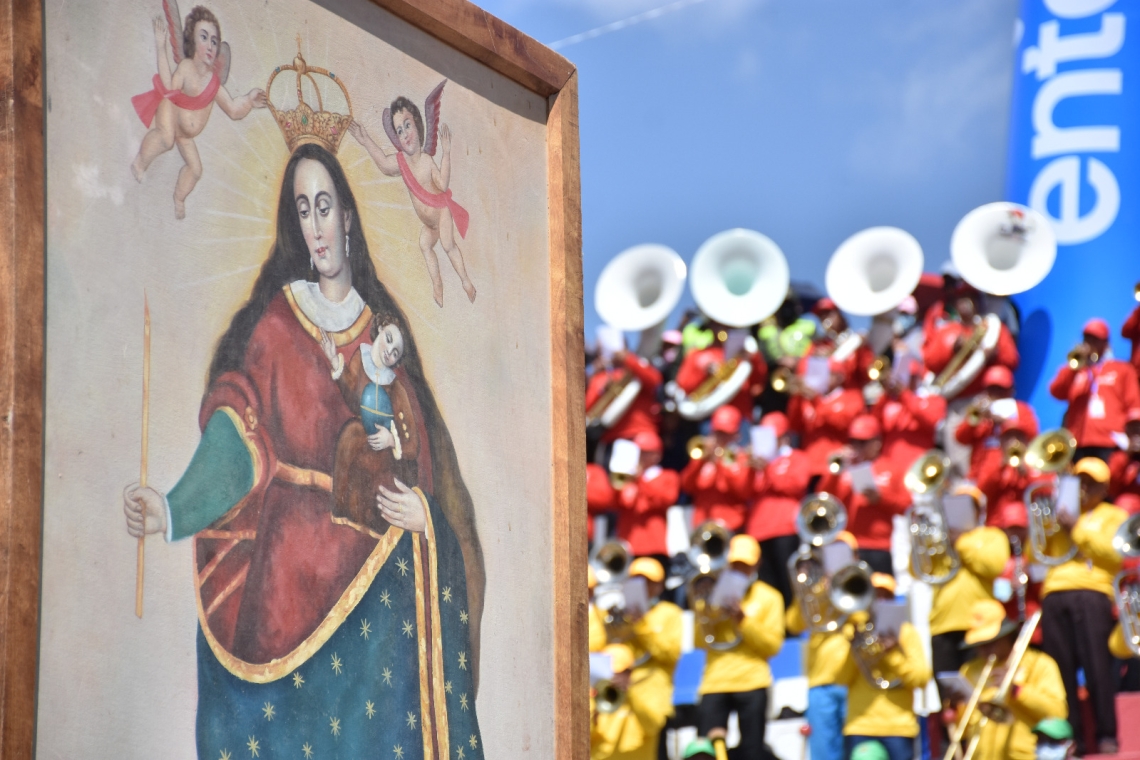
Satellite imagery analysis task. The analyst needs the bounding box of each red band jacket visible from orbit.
[787,387,865,475]
[585,353,663,443]
[674,345,767,422]
[746,448,814,542]
[817,458,910,551]
[923,318,1019,399]
[954,400,1037,481]
[975,454,1045,529]
[1049,359,1140,449]
[1109,450,1140,514]
[681,451,753,532]
[873,389,947,476]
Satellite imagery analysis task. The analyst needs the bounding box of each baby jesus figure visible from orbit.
[130,4,267,218]
[323,311,421,535]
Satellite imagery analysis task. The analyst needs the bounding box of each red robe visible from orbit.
[1049,359,1140,448]
[680,452,752,531]
[787,388,865,475]
[674,345,766,421]
[584,353,663,443]
[923,319,1019,399]
[746,449,813,542]
[817,458,910,551]
[873,389,946,477]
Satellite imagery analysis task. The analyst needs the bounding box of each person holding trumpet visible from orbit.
[870,354,947,477]
[681,406,752,532]
[1039,457,1128,755]
[951,600,1067,760]
[818,415,911,576]
[1122,283,1140,378]
[786,360,865,477]
[1108,409,1140,514]
[953,366,1035,481]
[1049,318,1140,463]
[591,642,674,760]
[974,413,1041,533]
[696,535,785,760]
[811,297,875,388]
[586,345,665,446]
[592,431,681,563]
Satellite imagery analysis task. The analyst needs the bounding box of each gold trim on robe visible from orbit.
[283,284,373,346]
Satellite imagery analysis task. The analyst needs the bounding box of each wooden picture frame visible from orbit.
[0,0,585,756]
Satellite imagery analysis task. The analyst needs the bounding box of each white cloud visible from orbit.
[72,163,124,206]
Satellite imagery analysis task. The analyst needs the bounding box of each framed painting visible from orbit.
[0,0,587,758]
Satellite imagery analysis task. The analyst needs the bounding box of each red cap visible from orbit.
[710,405,743,434]
[848,414,882,441]
[633,430,663,453]
[1083,318,1110,341]
[760,411,789,439]
[813,297,837,315]
[1002,413,1039,440]
[981,365,1014,390]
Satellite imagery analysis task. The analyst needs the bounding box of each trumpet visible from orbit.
[1024,429,1078,566]
[867,355,891,383]
[1067,343,1100,370]
[770,366,794,393]
[593,678,626,714]
[905,452,960,585]
[686,435,735,464]
[609,470,637,490]
[1113,515,1140,657]
[1005,439,1026,468]
[827,452,845,475]
[964,398,991,426]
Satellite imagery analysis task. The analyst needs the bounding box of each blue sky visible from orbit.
[474,0,1022,340]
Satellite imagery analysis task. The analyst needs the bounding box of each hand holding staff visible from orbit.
[136,296,150,618]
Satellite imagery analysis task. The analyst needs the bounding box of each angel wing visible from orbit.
[214,41,231,85]
[162,0,183,64]
[382,107,400,151]
[422,80,447,157]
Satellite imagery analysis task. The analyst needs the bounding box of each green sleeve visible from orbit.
[167,409,256,541]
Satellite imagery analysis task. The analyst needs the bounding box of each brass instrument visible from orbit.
[906,452,960,585]
[798,493,847,546]
[1024,429,1078,566]
[943,654,998,760]
[851,616,903,690]
[1134,281,1140,302]
[594,679,626,714]
[1067,343,1100,370]
[1005,440,1026,468]
[825,226,924,317]
[686,435,735,464]
[609,471,636,490]
[828,562,874,618]
[770,366,793,393]
[788,494,853,633]
[867,355,891,383]
[590,541,635,642]
[827,453,845,475]
[1113,515,1140,657]
[964,398,990,426]
[932,318,989,391]
[687,521,731,574]
[591,541,631,587]
[687,521,741,650]
[688,357,742,404]
[585,370,641,429]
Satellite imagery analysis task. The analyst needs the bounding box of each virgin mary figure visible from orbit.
[124,141,485,760]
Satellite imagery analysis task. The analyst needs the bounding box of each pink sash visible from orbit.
[397,152,470,238]
[131,73,220,128]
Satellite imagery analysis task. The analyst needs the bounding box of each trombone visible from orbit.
[905,451,960,585]
[1024,429,1078,566]
[1113,514,1140,657]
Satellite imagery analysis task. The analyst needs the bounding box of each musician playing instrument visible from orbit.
[1122,291,1140,378]
[624,557,682,758]
[954,366,1034,480]
[1049,318,1140,462]
[586,347,664,444]
[587,461,618,545]
[1108,410,1140,513]
[696,535,785,760]
[591,643,674,760]
[818,415,911,576]
[975,414,1041,532]
[589,565,608,653]
[871,358,947,477]
[673,325,766,423]
[681,406,752,531]
[928,486,1010,693]
[955,600,1066,760]
[787,361,866,476]
[1039,458,1127,755]
[836,574,932,760]
[746,411,814,607]
[786,530,862,760]
[593,431,680,561]
[811,297,875,389]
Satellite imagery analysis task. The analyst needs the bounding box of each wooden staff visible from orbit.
[136,296,150,619]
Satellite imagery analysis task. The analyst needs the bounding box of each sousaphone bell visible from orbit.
[950,202,1057,296]
[826,227,924,317]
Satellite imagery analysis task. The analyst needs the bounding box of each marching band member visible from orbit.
[591,643,673,760]
[1108,410,1140,513]
[786,530,860,760]
[673,326,766,424]
[871,361,947,477]
[1122,295,1140,377]
[696,535,785,760]
[587,461,618,545]
[589,566,608,653]
[625,556,683,759]
[787,362,865,476]
[586,348,664,444]
[817,415,911,576]
[928,486,1010,688]
[1049,318,1140,462]
[954,365,1034,480]
[956,600,1067,760]
[1039,457,1127,755]
[811,297,875,388]
[974,413,1041,532]
[746,411,813,606]
[837,574,931,760]
[596,431,681,562]
[681,406,753,531]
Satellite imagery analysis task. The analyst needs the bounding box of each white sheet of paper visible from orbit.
[750,425,778,460]
[820,542,854,575]
[590,652,615,685]
[665,505,691,557]
[1089,395,1107,419]
[872,599,909,638]
[622,576,650,617]
[892,351,913,388]
[942,494,977,532]
[849,461,877,493]
[609,439,641,477]
[1055,475,1081,521]
[804,356,832,395]
[990,398,1018,421]
[596,324,626,361]
[1112,432,1131,451]
[724,329,748,359]
[709,569,751,609]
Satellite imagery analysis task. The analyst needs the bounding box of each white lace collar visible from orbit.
[360,344,396,385]
[289,280,365,332]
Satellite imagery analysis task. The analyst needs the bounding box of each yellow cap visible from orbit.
[629,557,665,583]
[1074,457,1111,484]
[604,643,635,674]
[870,573,896,596]
[727,534,761,566]
[964,599,1014,645]
[836,531,859,551]
[588,565,597,590]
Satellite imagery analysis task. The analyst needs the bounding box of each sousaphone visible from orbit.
[826,227,924,317]
[674,229,789,420]
[950,202,1056,296]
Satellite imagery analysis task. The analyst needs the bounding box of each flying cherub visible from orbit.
[130,2,267,219]
[349,81,476,306]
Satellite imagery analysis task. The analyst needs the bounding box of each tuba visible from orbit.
[589,245,687,429]
[950,202,1057,297]
[825,227,925,317]
[674,229,789,420]
[1024,429,1078,566]
[905,451,960,585]
[1114,515,1140,657]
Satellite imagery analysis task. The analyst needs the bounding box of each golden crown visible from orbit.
[267,42,353,154]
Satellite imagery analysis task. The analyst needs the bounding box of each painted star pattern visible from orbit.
[470,735,479,749]
[360,618,372,639]
[366,700,376,719]
[444,680,453,694]
[261,702,275,721]
[246,736,260,757]
[330,716,341,736]
[331,653,343,675]
[457,747,465,759]
[380,589,392,608]
[396,557,409,576]
[442,586,452,603]
[292,672,304,689]
[459,610,468,624]
[382,667,394,686]
[219,751,232,760]
[459,693,469,711]
[406,711,417,729]
[402,619,415,638]
[302,744,313,759]
[458,651,468,670]
[394,745,405,759]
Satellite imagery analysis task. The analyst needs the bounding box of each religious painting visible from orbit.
[30,0,579,757]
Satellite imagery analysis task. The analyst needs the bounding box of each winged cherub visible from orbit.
[349,81,476,306]
[130,2,267,219]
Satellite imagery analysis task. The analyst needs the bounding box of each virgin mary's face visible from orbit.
[294,158,352,282]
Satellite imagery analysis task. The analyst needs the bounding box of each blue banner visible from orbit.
[1007,0,1140,424]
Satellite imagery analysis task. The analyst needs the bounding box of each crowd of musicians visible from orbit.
[584,259,1140,760]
